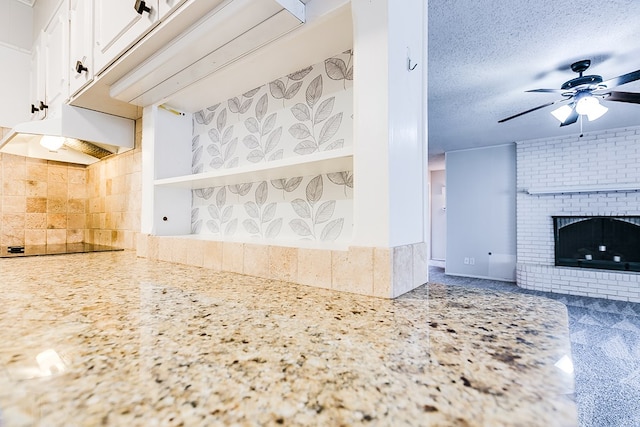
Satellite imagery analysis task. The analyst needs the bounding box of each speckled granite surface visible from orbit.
[0,252,577,426]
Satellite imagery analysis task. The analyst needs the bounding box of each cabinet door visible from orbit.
[158,0,188,19]
[44,3,70,119]
[94,0,159,75]
[30,33,46,120]
[69,0,94,95]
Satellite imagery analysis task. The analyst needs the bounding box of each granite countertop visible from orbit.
[0,251,577,426]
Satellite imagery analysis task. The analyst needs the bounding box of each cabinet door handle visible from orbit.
[134,0,152,15]
[31,104,40,114]
[75,60,88,74]
[39,101,48,110]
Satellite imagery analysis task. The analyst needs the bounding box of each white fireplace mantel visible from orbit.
[525,182,640,195]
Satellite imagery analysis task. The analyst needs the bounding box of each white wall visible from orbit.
[516,126,640,302]
[0,0,32,50]
[0,0,32,127]
[430,169,446,261]
[446,144,516,281]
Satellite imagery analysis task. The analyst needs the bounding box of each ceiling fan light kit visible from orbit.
[551,104,574,123]
[574,96,608,121]
[499,59,640,127]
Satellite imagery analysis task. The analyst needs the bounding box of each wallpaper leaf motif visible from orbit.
[287,66,313,81]
[194,187,214,200]
[205,187,236,237]
[306,75,323,109]
[241,181,283,238]
[265,218,283,239]
[288,175,344,241]
[318,113,343,144]
[207,108,239,169]
[290,74,344,155]
[194,102,218,125]
[306,175,323,205]
[243,87,261,98]
[269,65,312,107]
[325,50,353,89]
[290,219,312,237]
[291,199,311,219]
[243,94,283,163]
[291,104,310,121]
[271,177,303,198]
[229,88,259,118]
[321,218,344,241]
[228,183,253,198]
[314,98,335,124]
[315,200,335,225]
[192,134,203,173]
[192,145,203,166]
[327,171,354,196]
[191,208,202,233]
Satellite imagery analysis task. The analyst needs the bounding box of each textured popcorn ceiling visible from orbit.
[428,0,640,158]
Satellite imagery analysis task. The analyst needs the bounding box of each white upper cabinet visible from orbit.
[69,0,94,96]
[158,0,188,19]
[30,32,46,120]
[42,0,70,119]
[93,0,159,75]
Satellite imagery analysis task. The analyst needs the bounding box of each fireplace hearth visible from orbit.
[553,216,640,272]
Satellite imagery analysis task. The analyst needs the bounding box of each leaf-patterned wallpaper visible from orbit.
[191,173,353,243]
[190,52,354,243]
[192,50,353,173]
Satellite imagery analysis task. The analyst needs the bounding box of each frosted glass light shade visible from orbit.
[576,96,608,121]
[551,105,573,123]
[40,135,65,151]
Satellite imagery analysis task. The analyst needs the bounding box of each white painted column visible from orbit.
[351,0,428,296]
[351,0,427,248]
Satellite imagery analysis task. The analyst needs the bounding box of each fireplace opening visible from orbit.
[553,216,640,272]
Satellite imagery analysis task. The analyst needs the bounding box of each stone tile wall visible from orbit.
[1,120,142,250]
[84,119,142,250]
[137,234,428,298]
[0,127,87,247]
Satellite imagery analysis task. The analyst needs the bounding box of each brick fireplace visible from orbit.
[516,126,640,303]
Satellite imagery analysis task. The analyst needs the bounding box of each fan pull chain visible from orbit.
[579,114,584,138]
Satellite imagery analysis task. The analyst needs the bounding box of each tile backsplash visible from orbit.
[0,148,87,247]
[0,120,142,250]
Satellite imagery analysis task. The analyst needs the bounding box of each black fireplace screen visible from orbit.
[553,216,640,272]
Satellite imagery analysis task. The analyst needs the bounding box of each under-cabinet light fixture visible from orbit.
[40,135,65,152]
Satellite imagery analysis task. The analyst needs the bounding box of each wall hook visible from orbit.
[407,57,418,71]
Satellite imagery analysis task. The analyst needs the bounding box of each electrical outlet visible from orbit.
[469,257,475,265]
[464,257,469,265]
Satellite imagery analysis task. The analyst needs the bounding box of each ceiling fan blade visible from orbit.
[559,108,579,127]
[498,99,565,123]
[598,69,640,90]
[526,89,567,93]
[606,91,640,104]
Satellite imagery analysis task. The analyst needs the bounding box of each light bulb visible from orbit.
[40,135,65,151]
[551,105,573,123]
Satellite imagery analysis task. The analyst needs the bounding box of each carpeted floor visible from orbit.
[429,266,640,427]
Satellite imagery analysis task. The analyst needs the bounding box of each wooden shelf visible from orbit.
[526,182,640,195]
[154,148,353,189]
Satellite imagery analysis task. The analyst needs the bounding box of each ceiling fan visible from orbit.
[499,59,640,126]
